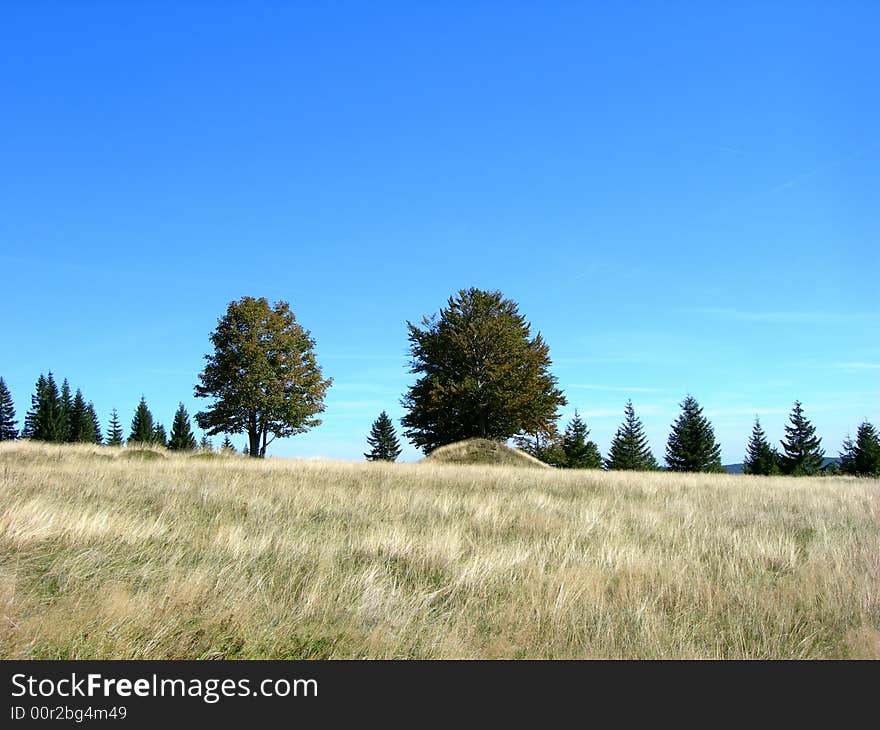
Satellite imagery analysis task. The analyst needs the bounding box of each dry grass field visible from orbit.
[1,440,878,659]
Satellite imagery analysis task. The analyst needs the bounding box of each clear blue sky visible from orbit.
[2,1,877,463]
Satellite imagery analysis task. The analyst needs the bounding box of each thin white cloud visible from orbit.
[567,383,668,393]
[687,308,877,325]
[322,354,406,361]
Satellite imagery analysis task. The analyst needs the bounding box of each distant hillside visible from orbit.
[724,457,842,475]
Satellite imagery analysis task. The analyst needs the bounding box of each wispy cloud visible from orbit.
[567,383,668,393]
[322,354,406,361]
[768,142,880,194]
[837,362,880,371]
[687,307,877,325]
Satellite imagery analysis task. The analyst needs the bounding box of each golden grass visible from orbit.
[424,437,550,468]
[1,440,878,659]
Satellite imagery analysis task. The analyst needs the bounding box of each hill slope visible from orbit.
[424,438,550,468]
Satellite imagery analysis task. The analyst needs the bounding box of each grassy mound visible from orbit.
[118,449,166,460]
[424,438,550,468]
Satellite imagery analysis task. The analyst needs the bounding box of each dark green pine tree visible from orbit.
[87,402,102,444]
[779,401,824,476]
[743,417,780,476]
[221,435,236,453]
[199,434,213,452]
[605,400,658,471]
[25,373,67,442]
[0,377,18,441]
[128,396,155,445]
[364,411,402,461]
[22,374,46,438]
[561,411,602,469]
[153,423,167,447]
[68,389,91,442]
[168,403,197,451]
[839,421,880,477]
[59,378,73,442]
[106,409,125,446]
[665,395,723,473]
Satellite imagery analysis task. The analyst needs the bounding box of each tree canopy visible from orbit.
[0,377,18,441]
[665,395,723,473]
[195,296,332,458]
[401,288,566,453]
[779,401,824,475]
[743,416,780,475]
[605,400,657,470]
[364,411,402,461]
[839,421,880,477]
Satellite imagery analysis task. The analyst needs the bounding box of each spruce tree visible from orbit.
[605,400,658,470]
[839,421,880,477]
[665,395,723,473]
[59,378,73,442]
[561,411,602,468]
[779,401,824,476]
[106,409,125,446]
[0,377,18,441]
[221,435,236,453]
[22,374,46,438]
[153,423,167,447]
[199,434,213,452]
[168,403,197,451]
[364,411,403,461]
[68,389,91,443]
[26,373,66,442]
[87,403,102,444]
[743,417,780,476]
[128,397,155,445]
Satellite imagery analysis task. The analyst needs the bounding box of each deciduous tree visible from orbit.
[401,288,566,453]
[195,297,332,458]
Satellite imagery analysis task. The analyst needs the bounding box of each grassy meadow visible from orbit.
[1,440,878,659]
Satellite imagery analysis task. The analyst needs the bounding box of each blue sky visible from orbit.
[1,1,877,463]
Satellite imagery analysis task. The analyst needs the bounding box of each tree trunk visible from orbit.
[247,428,260,458]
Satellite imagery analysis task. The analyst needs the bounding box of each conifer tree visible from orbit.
[0,377,18,441]
[561,411,602,468]
[68,389,90,443]
[106,409,125,446]
[364,411,402,461]
[221,435,236,453]
[59,378,73,442]
[199,434,213,452]
[25,373,66,442]
[665,395,723,472]
[22,374,46,438]
[153,423,167,447]
[168,403,197,451]
[779,401,824,476]
[743,417,780,476]
[605,400,658,470]
[839,421,880,477]
[129,396,155,445]
[87,403,102,444]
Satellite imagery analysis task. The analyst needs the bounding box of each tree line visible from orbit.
[2,289,877,476]
[0,375,236,453]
